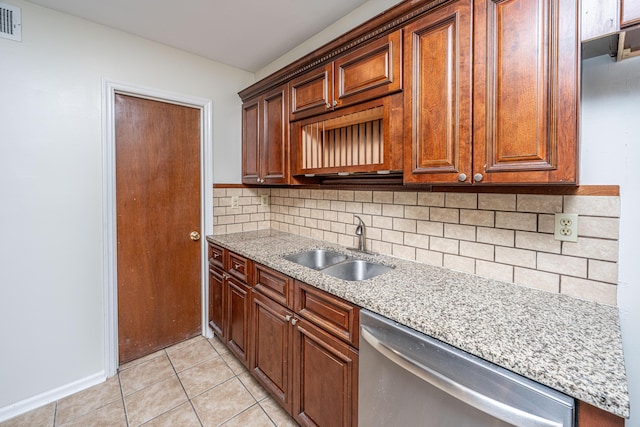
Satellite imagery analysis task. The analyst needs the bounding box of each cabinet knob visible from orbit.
[291,318,298,325]
[457,173,467,182]
[332,100,338,107]
[474,173,484,182]
[285,315,292,322]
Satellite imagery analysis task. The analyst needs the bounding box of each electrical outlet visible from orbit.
[231,195,239,209]
[261,195,269,206]
[554,213,578,242]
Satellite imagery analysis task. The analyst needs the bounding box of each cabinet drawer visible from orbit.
[294,280,359,347]
[228,251,251,283]
[289,63,333,121]
[208,243,225,269]
[254,264,292,308]
[334,28,402,108]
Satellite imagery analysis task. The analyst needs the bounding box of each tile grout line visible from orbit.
[116,369,131,427]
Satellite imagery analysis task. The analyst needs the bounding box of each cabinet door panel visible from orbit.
[474,0,578,184]
[335,29,402,108]
[290,64,333,121]
[226,277,250,366]
[242,99,260,184]
[621,0,640,27]
[262,86,289,184]
[208,265,225,339]
[403,0,472,184]
[581,0,619,41]
[293,319,358,427]
[251,291,293,412]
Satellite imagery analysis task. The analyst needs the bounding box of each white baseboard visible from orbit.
[0,372,107,422]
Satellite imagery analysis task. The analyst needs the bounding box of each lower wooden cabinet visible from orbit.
[248,264,359,427]
[250,290,294,411]
[207,243,252,367]
[208,263,224,338]
[293,318,358,426]
[209,244,624,426]
[225,275,251,365]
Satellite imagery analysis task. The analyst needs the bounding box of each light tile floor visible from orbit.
[1,336,299,427]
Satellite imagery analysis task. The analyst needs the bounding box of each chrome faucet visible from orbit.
[353,215,367,252]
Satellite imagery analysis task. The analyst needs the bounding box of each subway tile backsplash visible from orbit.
[213,187,620,306]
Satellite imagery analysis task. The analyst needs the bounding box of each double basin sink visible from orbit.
[284,249,393,281]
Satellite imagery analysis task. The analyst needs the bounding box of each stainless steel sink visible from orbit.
[283,249,349,270]
[320,259,392,281]
[284,249,393,281]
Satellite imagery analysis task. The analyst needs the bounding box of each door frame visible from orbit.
[102,79,213,376]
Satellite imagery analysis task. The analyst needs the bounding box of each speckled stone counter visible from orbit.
[207,230,630,418]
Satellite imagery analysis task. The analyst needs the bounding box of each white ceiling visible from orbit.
[25,0,371,73]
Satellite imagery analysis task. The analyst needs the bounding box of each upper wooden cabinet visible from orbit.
[240,0,581,186]
[621,0,640,27]
[582,0,620,41]
[290,94,404,176]
[472,0,579,185]
[403,0,473,185]
[242,84,289,185]
[581,0,640,42]
[289,29,402,122]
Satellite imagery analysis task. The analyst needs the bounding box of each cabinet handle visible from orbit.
[285,315,292,322]
[291,318,298,325]
[457,173,467,182]
[474,173,484,182]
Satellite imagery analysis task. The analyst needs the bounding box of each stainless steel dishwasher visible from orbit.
[359,310,575,427]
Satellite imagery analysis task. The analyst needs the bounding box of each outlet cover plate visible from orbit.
[554,213,578,242]
[261,195,269,206]
[231,195,239,209]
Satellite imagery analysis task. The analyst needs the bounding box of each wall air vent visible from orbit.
[0,2,21,42]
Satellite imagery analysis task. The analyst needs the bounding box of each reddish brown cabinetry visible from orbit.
[249,264,359,427]
[472,0,579,185]
[289,29,402,122]
[403,0,473,185]
[242,84,289,185]
[207,243,252,367]
[621,0,640,27]
[292,318,358,427]
[251,289,294,410]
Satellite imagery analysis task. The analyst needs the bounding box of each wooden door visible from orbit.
[473,0,579,184]
[403,0,473,184]
[292,318,358,427]
[115,94,201,364]
[250,291,293,412]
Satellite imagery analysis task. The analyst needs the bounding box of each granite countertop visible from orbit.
[207,230,630,418]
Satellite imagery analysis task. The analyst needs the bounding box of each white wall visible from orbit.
[256,0,403,80]
[581,54,640,426]
[0,0,253,415]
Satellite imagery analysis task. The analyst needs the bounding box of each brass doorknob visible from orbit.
[190,231,201,241]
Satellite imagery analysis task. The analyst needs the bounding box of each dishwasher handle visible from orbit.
[361,325,563,427]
